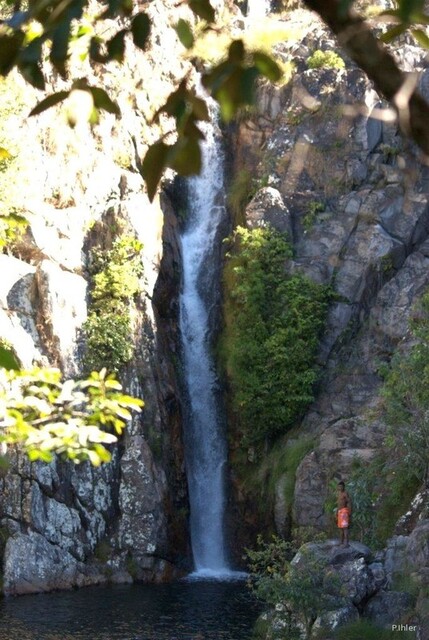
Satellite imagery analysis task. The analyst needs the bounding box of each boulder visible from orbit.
[405,521,429,572]
[291,541,375,607]
[3,531,80,595]
[385,535,410,587]
[364,591,416,628]
[313,604,359,633]
[245,187,293,238]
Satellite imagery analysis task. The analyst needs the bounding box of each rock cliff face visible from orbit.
[0,0,195,595]
[228,7,429,538]
[3,0,429,597]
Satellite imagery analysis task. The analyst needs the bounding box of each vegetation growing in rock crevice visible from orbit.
[247,534,343,640]
[83,231,144,373]
[322,291,429,548]
[382,290,429,485]
[220,225,332,447]
[307,49,345,70]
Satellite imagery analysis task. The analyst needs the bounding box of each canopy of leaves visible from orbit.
[0,366,143,466]
[0,0,283,200]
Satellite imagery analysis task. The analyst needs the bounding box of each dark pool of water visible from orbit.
[0,579,262,640]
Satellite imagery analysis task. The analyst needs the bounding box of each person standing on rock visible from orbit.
[337,481,352,547]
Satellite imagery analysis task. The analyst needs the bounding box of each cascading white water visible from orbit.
[179,114,230,576]
[247,0,271,19]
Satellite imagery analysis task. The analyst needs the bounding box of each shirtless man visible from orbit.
[337,481,352,547]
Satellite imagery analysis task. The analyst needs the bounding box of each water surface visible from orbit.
[0,579,261,640]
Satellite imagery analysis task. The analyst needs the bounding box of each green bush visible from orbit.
[307,50,345,70]
[381,291,429,483]
[247,536,345,639]
[221,225,332,445]
[332,619,413,640]
[83,234,143,373]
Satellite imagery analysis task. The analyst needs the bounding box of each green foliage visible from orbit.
[0,210,28,250]
[324,455,421,548]
[331,619,413,640]
[0,367,143,466]
[258,435,315,513]
[83,234,143,373]
[247,536,345,639]
[302,200,325,231]
[307,49,345,70]
[0,340,20,370]
[382,291,429,483]
[222,225,332,445]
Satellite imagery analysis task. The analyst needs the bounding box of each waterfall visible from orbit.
[179,113,230,576]
[247,0,271,19]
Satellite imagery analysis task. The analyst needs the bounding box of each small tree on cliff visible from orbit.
[247,535,345,639]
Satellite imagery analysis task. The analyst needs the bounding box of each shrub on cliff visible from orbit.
[221,225,332,445]
[382,291,429,485]
[83,234,144,373]
[247,535,344,640]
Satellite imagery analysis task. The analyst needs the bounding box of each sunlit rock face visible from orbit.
[0,0,209,594]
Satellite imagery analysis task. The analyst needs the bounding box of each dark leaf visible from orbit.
[131,12,151,50]
[19,62,45,90]
[167,136,201,175]
[89,86,121,115]
[0,345,20,370]
[397,0,425,22]
[188,0,215,23]
[175,19,194,49]
[0,31,24,75]
[228,39,244,63]
[141,141,170,201]
[107,29,127,62]
[120,0,133,16]
[202,59,235,94]
[29,90,70,116]
[411,28,429,48]
[338,0,355,18]
[157,81,188,120]
[238,67,259,104]
[253,51,282,82]
[19,36,44,65]
[183,117,205,140]
[106,0,121,17]
[50,20,72,77]
[189,93,210,121]
[380,23,407,43]
[89,37,107,63]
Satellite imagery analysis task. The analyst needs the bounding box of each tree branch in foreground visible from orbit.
[303,0,429,157]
